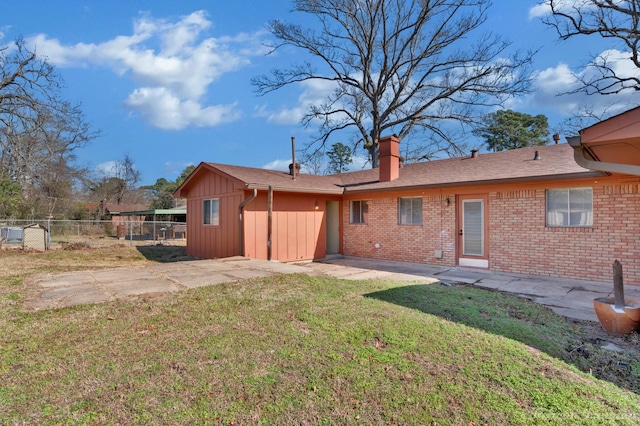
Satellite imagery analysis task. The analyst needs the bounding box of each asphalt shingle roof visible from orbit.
[183,143,602,196]
[205,162,345,194]
[338,143,601,193]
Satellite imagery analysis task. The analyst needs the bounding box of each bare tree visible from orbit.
[253,0,534,167]
[88,154,141,206]
[2,104,93,190]
[112,154,140,205]
[543,0,640,95]
[298,148,326,175]
[553,101,639,138]
[0,38,59,122]
[0,38,97,217]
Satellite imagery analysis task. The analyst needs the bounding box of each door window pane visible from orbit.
[463,200,483,256]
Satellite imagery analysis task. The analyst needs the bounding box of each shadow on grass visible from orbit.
[365,282,640,394]
[136,245,201,263]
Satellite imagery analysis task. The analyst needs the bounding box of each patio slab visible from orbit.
[23,255,636,323]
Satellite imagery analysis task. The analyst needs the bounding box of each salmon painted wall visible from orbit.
[343,175,640,284]
[243,192,337,262]
[181,168,244,259]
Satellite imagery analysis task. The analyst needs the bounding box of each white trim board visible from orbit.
[458,258,489,268]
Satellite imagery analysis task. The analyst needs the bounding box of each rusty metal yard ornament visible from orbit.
[593,260,640,336]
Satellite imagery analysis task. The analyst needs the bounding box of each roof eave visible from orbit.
[245,183,343,195]
[342,172,604,194]
[114,209,187,216]
[569,135,640,176]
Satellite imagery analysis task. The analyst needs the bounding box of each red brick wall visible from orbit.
[489,183,640,283]
[343,180,640,284]
[343,192,457,267]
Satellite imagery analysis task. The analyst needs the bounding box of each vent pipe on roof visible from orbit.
[553,133,560,144]
[534,151,540,160]
[471,149,478,158]
[291,136,297,180]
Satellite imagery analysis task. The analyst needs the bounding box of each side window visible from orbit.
[546,188,593,227]
[203,198,220,225]
[350,200,368,224]
[398,197,422,225]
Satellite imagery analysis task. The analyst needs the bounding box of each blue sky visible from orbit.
[2,1,638,186]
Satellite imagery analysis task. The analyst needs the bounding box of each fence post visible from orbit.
[47,216,53,248]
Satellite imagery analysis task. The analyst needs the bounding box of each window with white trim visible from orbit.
[350,200,368,224]
[203,198,220,225]
[398,197,422,225]
[546,188,593,227]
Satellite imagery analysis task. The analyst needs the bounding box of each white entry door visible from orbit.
[458,195,489,268]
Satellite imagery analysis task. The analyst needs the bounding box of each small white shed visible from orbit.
[22,223,49,251]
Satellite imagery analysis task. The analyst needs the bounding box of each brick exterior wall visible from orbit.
[343,192,457,267]
[489,183,640,283]
[343,181,640,284]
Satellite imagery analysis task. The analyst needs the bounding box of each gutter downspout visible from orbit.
[567,136,640,176]
[238,188,258,256]
[267,185,273,261]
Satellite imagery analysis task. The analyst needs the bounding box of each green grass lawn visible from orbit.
[1,246,639,424]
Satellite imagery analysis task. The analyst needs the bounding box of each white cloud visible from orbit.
[593,49,639,81]
[28,34,94,67]
[256,79,339,125]
[262,159,292,171]
[262,106,305,125]
[25,10,269,130]
[528,3,550,19]
[528,0,597,20]
[508,48,640,121]
[125,87,241,130]
[263,152,369,175]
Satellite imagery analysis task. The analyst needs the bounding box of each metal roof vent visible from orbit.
[534,150,540,161]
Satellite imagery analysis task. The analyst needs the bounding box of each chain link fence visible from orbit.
[0,219,187,250]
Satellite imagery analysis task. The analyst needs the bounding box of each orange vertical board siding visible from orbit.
[181,168,243,259]
[242,192,327,262]
[242,207,256,258]
[242,194,268,260]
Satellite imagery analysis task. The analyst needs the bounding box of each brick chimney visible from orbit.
[379,135,400,182]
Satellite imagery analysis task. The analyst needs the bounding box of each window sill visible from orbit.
[546,226,593,232]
